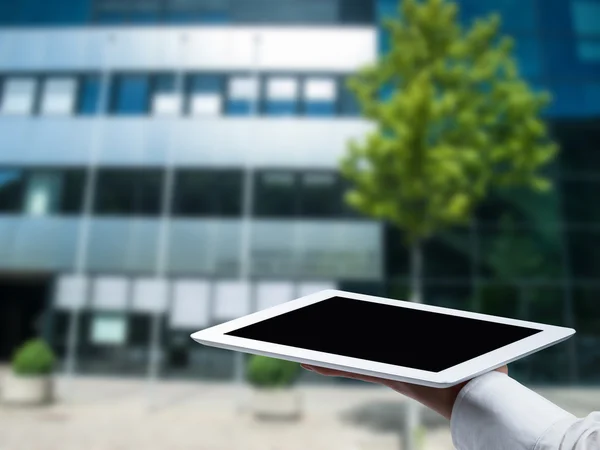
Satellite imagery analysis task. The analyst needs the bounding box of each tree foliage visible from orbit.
[341,0,557,244]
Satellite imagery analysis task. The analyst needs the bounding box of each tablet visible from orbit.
[191,289,575,388]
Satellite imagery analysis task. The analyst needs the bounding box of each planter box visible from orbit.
[1,371,54,406]
[250,389,302,421]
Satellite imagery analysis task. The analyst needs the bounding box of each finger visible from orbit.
[497,365,509,375]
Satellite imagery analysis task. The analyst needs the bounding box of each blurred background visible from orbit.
[0,0,599,449]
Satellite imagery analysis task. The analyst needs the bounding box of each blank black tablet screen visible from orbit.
[226,296,542,372]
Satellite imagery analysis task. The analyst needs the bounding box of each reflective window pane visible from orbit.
[265,77,298,116]
[77,75,102,115]
[186,74,223,116]
[94,169,163,215]
[40,77,76,116]
[571,1,600,36]
[172,169,242,216]
[298,171,341,217]
[339,77,359,116]
[111,74,150,115]
[0,169,25,212]
[0,78,36,115]
[151,74,181,116]
[303,77,336,116]
[254,171,297,217]
[226,76,258,116]
[23,171,63,216]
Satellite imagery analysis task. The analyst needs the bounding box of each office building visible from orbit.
[0,0,598,383]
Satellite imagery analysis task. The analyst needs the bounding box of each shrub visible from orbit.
[246,355,300,388]
[11,339,56,376]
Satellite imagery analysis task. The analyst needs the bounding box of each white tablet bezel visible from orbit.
[190,289,575,388]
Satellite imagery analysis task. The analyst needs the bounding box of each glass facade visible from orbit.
[374,0,600,384]
[0,0,599,384]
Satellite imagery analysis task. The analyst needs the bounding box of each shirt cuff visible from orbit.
[450,371,575,450]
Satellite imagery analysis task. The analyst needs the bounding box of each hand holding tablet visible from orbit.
[191,290,575,388]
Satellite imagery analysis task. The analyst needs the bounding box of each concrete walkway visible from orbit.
[0,374,598,450]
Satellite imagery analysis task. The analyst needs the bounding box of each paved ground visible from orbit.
[0,370,598,450]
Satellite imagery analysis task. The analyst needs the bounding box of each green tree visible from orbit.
[340,0,558,448]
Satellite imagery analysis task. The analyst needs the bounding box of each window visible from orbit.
[90,313,128,345]
[94,0,130,23]
[298,172,342,217]
[94,169,163,215]
[571,1,600,36]
[570,2,600,62]
[131,278,168,313]
[22,169,85,216]
[23,171,63,216]
[254,171,297,217]
[231,0,339,24]
[563,178,600,224]
[91,276,129,311]
[170,280,210,329]
[54,275,88,310]
[77,75,102,115]
[303,77,336,116]
[0,169,84,215]
[0,169,25,212]
[165,0,229,23]
[129,0,162,23]
[226,76,259,116]
[111,74,150,115]
[265,77,298,116]
[40,77,76,116]
[172,169,242,216]
[151,74,181,116]
[0,77,36,115]
[186,74,223,116]
[339,77,359,116]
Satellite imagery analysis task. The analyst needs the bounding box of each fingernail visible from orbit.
[301,364,313,371]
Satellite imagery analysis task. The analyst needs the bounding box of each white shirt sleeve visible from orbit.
[450,371,600,449]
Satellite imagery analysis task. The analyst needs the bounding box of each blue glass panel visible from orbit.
[583,83,600,115]
[304,102,335,116]
[458,0,536,32]
[577,40,600,61]
[165,11,229,23]
[538,0,574,32]
[129,0,161,23]
[112,75,150,115]
[95,12,128,24]
[540,37,581,78]
[155,75,177,93]
[226,100,252,116]
[7,0,90,25]
[266,101,296,116]
[544,82,600,117]
[571,1,600,35]
[129,13,162,24]
[340,79,360,116]
[0,1,15,25]
[514,37,543,78]
[77,76,102,115]
[187,75,221,93]
[377,0,399,54]
[0,169,24,212]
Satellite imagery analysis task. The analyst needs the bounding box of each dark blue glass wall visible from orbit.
[377,0,600,118]
[0,0,375,26]
[0,0,93,25]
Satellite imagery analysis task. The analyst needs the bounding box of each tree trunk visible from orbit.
[404,240,424,450]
